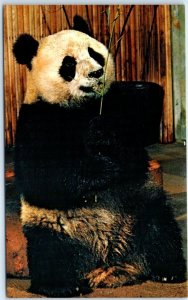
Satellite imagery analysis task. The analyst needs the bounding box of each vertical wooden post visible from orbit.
[161,5,174,143]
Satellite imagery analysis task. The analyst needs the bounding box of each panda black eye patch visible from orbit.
[59,56,77,82]
[88,47,105,67]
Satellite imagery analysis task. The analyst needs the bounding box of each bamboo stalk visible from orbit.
[115,6,121,81]
[130,6,136,80]
[121,5,126,80]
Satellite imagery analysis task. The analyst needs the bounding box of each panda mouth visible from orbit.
[79,86,94,93]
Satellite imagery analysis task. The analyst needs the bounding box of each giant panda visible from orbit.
[13,19,185,297]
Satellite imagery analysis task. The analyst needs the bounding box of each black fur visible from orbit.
[15,85,150,211]
[26,227,94,297]
[59,56,77,82]
[73,15,93,37]
[88,47,105,67]
[13,34,39,70]
[15,83,186,297]
[79,86,94,93]
[88,68,104,78]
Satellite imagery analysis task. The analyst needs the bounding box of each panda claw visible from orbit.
[162,277,167,282]
[152,275,179,283]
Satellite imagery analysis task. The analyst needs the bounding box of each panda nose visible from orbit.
[88,68,104,78]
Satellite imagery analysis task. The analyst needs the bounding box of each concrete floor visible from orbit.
[147,143,187,261]
[5,142,187,298]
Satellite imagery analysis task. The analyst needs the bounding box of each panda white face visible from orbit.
[19,30,115,106]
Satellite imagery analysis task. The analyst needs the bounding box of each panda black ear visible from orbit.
[73,15,93,37]
[13,34,39,70]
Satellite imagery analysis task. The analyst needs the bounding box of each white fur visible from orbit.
[21,198,133,262]
[24,30,115,106]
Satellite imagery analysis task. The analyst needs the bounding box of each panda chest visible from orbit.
[34,108,90,158]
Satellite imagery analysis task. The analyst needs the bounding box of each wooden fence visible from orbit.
[4,5,173,146]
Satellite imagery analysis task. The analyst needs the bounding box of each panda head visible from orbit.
[13,30,115,107]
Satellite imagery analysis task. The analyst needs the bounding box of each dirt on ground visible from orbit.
[6,278,188,298]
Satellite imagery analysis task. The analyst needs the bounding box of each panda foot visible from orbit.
[151,275,184,283]
[29,285,91,297]
[87,264,144,288]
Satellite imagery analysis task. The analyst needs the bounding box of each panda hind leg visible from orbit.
[141,208,186,283]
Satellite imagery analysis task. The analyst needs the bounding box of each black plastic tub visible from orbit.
[103,81,164,146]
